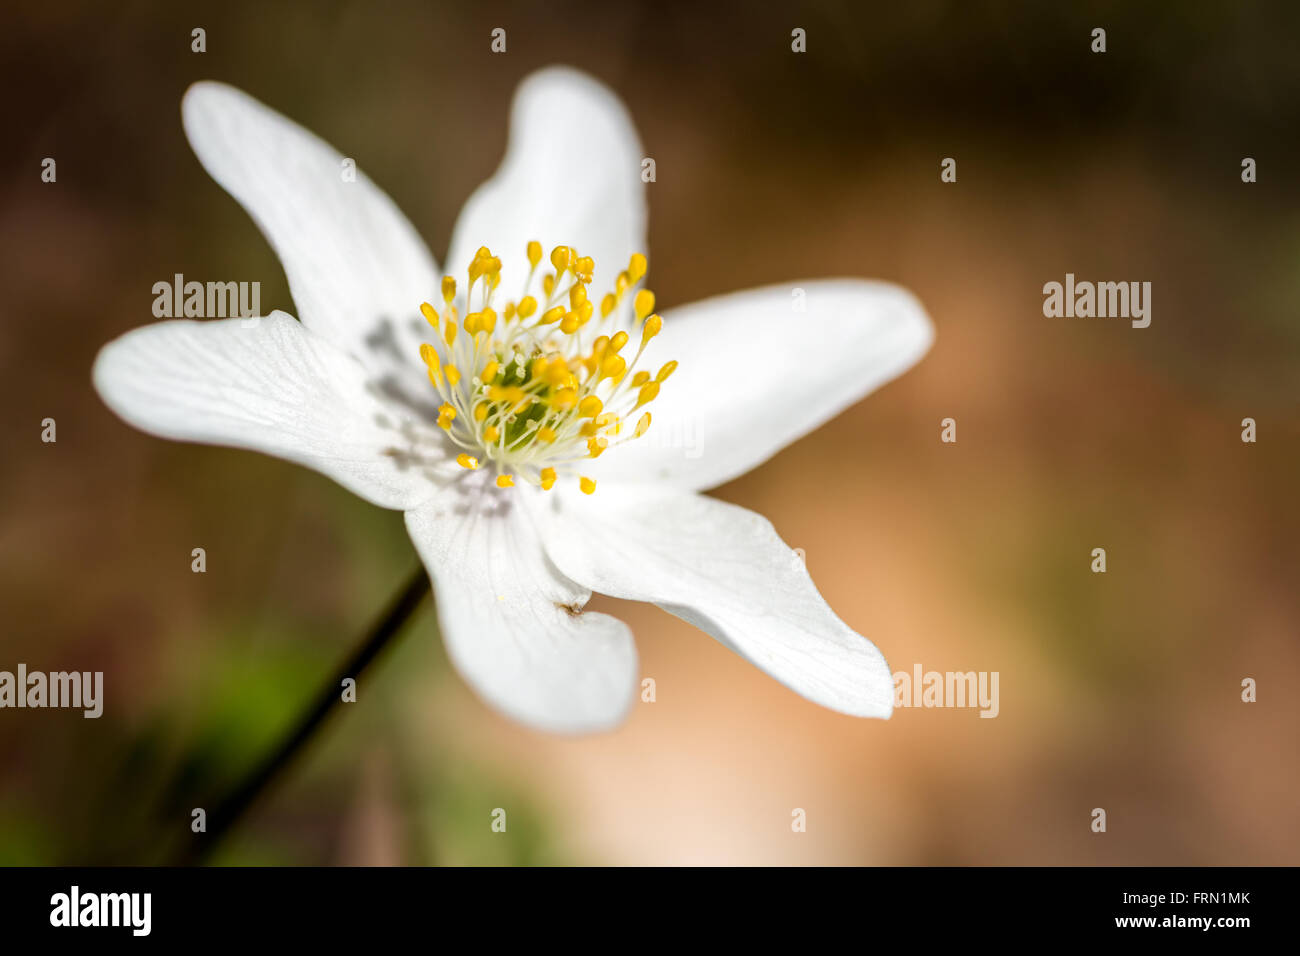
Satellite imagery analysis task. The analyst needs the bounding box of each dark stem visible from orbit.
[172,566,431,866]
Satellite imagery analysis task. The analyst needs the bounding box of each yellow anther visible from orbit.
[420,344,443,386]
[483,425,500,443]
[504,301,516,321]
[517,295,537,318]
[560,313,581,335]
[628,253,647,284]
[437,403,457,430]
[537,426,557,443]
[576,300,594,323]
[473,403,489,423]
[642,313,662,342]
[481,307,497,333]
[634,289,655,321]
[600,293,616,318]
[540,467,557,490]
[615,271,630,296]
[600,353,627,379]
[541,305,565,325]
[575,255,595,282]
[456,453,480,470]
[542,274,555,297]
[578,395,603,418]
[552,387,578,410]
[496,474,515,488]
[587,437,608,458]
[609,330,629,352]
[476,245,492,259]
[631,370,650,386]
[635,381,660,408]
[656,360,678,382]
[482,361,499,382]
[464,312,481,335]
[569,283,588,309]
[444,318,458,347]
[527,240,543,268]
[441,277,456,303]
[579,476,597,495]
[635,412,652,437]
[420,302,439,328]
[445,364,461,386]
[579,420,599,437]
[544,359,570,386]
[550,245,570,273]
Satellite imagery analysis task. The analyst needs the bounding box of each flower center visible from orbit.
[417,243,674,494]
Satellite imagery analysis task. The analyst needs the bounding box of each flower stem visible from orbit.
[173,565,431,865]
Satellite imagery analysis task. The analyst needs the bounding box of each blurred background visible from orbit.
[1,0,1297,865]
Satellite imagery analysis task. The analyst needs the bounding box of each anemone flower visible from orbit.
[94,67,933,733]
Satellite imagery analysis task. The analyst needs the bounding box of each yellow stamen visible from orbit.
[413,246,671,492]
[634,289,655,321]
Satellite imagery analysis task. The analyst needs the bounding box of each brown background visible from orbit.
[1,0,1297,864]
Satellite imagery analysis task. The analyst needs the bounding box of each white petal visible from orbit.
[405,488,638,733]
[93,313,446,510]
[182,81,438,391]
[445,67,646,289]
[592,279,933,492]
[531,486,895,718]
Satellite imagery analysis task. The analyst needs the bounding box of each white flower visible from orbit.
[93,67,933,733]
